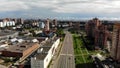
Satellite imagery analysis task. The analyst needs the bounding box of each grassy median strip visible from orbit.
[73,34,94,68]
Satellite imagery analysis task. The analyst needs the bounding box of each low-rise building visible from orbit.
[31,38,60,68]
[1,42,40,58]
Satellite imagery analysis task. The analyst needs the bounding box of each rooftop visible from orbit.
[41,47,51,53]
[16,36,47,43]
[35,53,47,60]
[34,38,59,60]
[41,37,58,47]
[3,42,39,53]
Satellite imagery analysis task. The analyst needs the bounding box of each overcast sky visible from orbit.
[0,0,120,20]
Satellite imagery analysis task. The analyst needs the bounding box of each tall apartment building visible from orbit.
[85,18,101,38]
[44,19,50,31]
[94,25,108,49]
[111,23,120,62]
[85,18,109,49]
[53,19,57,27]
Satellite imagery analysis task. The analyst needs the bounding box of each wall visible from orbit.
[2,51,22,57]
[43,38,60,68]
[31,38,60,68]
[31,58,44,68]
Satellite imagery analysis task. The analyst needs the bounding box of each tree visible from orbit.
[56,28,64,36]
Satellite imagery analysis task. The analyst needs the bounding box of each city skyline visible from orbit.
[0,0,120,20]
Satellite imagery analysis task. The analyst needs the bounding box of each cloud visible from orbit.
[0,0,30,12]
[52,0,120,14]
[0,0,120,14]
[0,0,120,20]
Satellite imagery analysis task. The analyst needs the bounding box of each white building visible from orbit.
[39,22,45,29]
[31,38,60,68]
[0,21,15,27]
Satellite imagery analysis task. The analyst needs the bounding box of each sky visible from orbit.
[0,0,120,20]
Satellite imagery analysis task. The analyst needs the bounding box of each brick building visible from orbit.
[44,19,50,31]
[2,42,40,58]
[85,18,109,49]
[85,18,101,38]
[111,23,120,62]
[94,25,108,49]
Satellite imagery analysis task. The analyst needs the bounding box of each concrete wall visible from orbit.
[31,38,60,68]
[31,58,44,68]
[43,38,60,68]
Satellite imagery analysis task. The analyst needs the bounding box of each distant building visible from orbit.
[85,18,101,38]
[39,22,45,29]
[111,23,120,62]
[32,20,39,27]
[0,18,15,27]
[53,19,57,27]
[85,18,110,49]
[31,38,60,68]
[44,19,50,31]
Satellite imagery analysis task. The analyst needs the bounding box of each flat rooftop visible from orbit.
[16,36,47,43]
[41,37,59,47]
[36,53,47,60]
[3,42,39,53]
[41,41,53,47]
[34,38,59,60]
[40,47,51,53]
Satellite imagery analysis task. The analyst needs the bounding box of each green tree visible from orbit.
[56,28,64,36]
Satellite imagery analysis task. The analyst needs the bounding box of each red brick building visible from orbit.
[85,18,109,49]
[85,18,101,38]
[2,42,40,58]
[44,19,50,31]
[94,25,108,49]
[111,23,120,62]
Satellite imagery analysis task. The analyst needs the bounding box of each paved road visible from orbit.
[52,31,75,68]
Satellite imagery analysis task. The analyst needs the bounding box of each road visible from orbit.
[52,31,75,68]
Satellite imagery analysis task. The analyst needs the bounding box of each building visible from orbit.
[44,19,50,31]
[1,42,40,58]
[94,25,108,49]
[32,20,39,27]
[111,23,120,62]
[0,30,18,42]
[53,19,57,27]
[85,18,101,38]
[0,18,15,27]
[31,38,60,68]
[39,22,45,29]
[85,18,111,49]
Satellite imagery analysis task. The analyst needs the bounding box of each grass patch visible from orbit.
[73,33,94,68]
[75,56,84,64]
